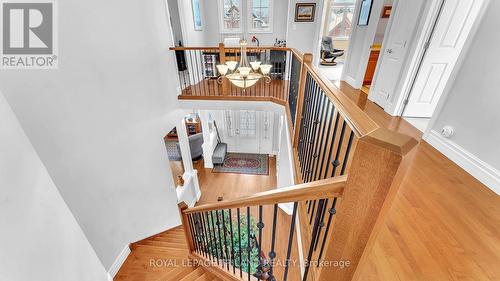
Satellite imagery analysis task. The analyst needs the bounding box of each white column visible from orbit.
[176,118,201,203]
[199,110,214,168]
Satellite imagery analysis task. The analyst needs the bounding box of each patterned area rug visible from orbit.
[213,153,269,175]
[164,139,181,161]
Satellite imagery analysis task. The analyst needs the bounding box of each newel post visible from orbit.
[293,53,313,148]
[218,43,229,96]
[178,202,195,252]
[317,128,418,281]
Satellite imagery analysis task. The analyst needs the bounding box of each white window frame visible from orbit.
[218,0,243,34]
[247,0,273,34]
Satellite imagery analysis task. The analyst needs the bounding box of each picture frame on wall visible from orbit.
[192,0,202,30]
[358,0,374,26]
[295,3,316,22]
[382,6,392,18]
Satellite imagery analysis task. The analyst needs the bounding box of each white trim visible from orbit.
[107,244,131,278]
[425,130,500,196]
[247,0,273,34]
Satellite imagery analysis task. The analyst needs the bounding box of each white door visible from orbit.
[404,0,486,117]
[236,110,260,154]
[369,0,427,108]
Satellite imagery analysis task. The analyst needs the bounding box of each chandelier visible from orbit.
[216,40,272,90]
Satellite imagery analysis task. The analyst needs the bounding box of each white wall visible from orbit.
[177,0,207,45]
[167,0,184,45]
[0,92,108,281]
[341,0,385,88]
[427,0,499,194]
[286,0,325,55]
[0,0,182,271]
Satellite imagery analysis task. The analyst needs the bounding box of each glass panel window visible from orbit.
[221,0,241,32]
[239,110,256,138]
[326,0,356,40]
[249,0,272,32]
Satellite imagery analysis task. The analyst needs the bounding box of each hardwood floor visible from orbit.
[336,81,500,281]
[117,81,500,280]
[115,226,222,281]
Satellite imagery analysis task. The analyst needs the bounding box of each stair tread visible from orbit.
[156,266,197,281]
[179,267,206,281]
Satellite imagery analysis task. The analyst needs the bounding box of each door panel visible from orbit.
[404,0,484,117]
[369,0,427,108]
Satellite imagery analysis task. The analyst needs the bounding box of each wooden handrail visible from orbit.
[183,176,346,214]
[303,61,379,137]
[169,46,292,51]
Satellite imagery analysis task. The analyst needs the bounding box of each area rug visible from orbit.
[164,139,182,161]
[213,153,269,175]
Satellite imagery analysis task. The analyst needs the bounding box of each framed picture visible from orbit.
[358,0,374,26]
[295,3,316,22]
[192,0,202,31]
[382,6,392,18]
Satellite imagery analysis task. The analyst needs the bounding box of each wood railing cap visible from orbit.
[182,176,347,214]
[362,128,419,156]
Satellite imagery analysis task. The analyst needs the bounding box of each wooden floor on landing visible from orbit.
[116,81,500,280]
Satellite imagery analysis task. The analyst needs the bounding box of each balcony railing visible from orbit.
[170,44,418,281]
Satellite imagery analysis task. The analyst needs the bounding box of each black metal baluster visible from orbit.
[298,75,313,166]
[283,202,298,281]
[257,205,264,274]
[205,211,216,261]
[237,208,243,278]
[210,211,221,263]
[221,209,229,270]
[229,209,236,274]
[187,214,198,252]
[340,131,355,175]
[306,90,327,183]
[309,200,317,225]
[269,204,278,277]
[331,120,347,177]
[323,112,341,179]
[312,99,332,181]
[317,101,335,181]
[314,199,329,251]
[317,198,338,265]
[190,214,201,254]
[247,206,251,281]
[215,210,226,264]
[302,81,322,182]
[303,199,325,281]
[200,212,210,259]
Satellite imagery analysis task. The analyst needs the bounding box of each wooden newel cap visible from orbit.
[362,128,419,156]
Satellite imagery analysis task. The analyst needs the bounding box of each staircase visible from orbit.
[115,226,222,281]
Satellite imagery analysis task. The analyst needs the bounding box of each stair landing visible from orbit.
[115,226,222,281]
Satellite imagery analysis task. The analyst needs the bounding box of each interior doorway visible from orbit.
[318,0,357,82]
[398,0,487,133]
[360,0,394,95]
[165,0,184,47]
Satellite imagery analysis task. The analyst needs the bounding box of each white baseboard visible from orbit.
[107,244,131,279]
[425,130,500,196]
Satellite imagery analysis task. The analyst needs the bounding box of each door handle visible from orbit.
[387,48,393,54]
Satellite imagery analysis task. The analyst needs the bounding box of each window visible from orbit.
[220,0,242,33]
[326,0,356,40]
[249,0,273,33]
[239,110,256,138]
